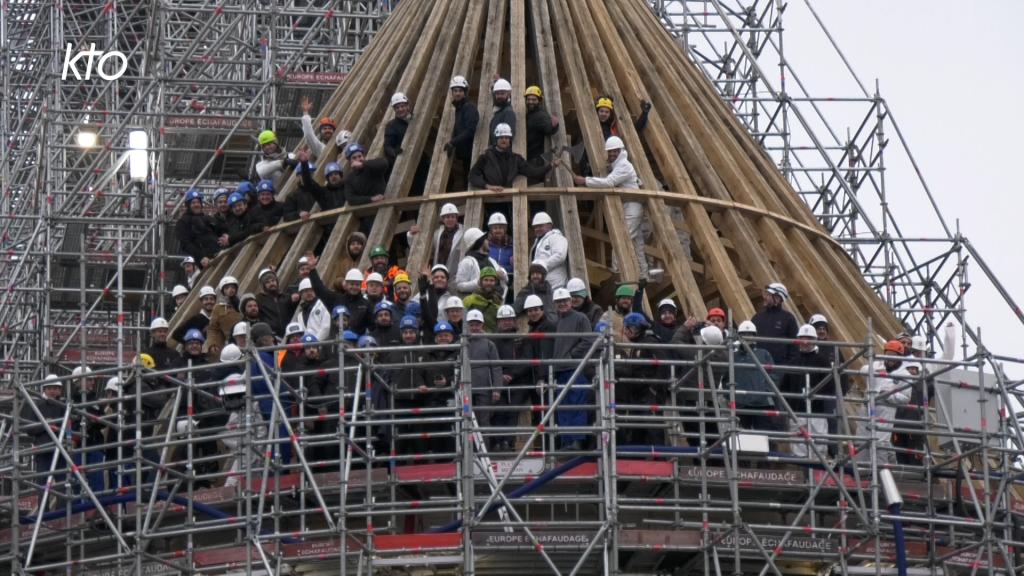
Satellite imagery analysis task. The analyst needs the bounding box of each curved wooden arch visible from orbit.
[170,0,902,348]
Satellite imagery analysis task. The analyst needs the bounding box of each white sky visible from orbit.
[755,1,1024,376]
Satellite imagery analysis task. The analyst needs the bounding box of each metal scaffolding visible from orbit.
[1,330,1021,574]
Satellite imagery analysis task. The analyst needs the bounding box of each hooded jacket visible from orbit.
[488,101,517,146]
[292,297,332,341]
[584,148,640,190]
[514,280,555,319]
[529,228,569,290]
[224,208,266,247]
[455,251,508,296]
[206,296,241,357]
[338,231,367,275]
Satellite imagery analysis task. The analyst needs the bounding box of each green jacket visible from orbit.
[463,291,503,332]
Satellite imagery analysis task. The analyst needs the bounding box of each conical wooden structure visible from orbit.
[171,0,902,345]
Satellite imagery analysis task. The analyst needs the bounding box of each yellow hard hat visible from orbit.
[257,130,277,146]
[524,85,543,99]
[135,353,156,370]
[393,272,411,285]
[595,97,614,111]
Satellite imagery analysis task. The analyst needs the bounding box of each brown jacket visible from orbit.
[205,299,241,361]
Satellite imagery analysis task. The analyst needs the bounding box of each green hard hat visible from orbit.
[615,284,635,298]
[258,130,277,146]
[479,267,498,280]
[370,245,389,259]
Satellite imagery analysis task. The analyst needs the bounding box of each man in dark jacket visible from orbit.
[368,301,403,347]
[384,92,411,169]
[341,143,387,234]
[653,299,680,344]
[782,324,834,458]
[731,321,782,434]
[176,189,220,267]
[304,255,373,333]
[219,192,266,248]
[21,376,67,488]
[617,313,672,446]
[425,322,460,456]
[288,152,345,220]
[256,268,295,337]
[387,316,428,454]
[469,123,553,192]
[551,288,595,450]
[444,75,479,191]
[255,179,284,226]
[524,85,558,165]
[488,78,516,146]
[751,282,799,367]
[417,264,452,343]
[493,305,527,451]
[514,261,555,319]
[567,277,602,328]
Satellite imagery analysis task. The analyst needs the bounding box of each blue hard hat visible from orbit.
[228,192,246,206]
[332,305,350,319]
[433,321,454,335]
[342,330,360,343]
[405,301,421,317]
[235,181,254,195]
[301,333,319,344]
[324,162,342,176]
[399,316,418,331]
[374,301,393,315]
[256,179,274,194]
[594,321,610,333]
[184,328,205,343]
[213,187,230,200]
[185,189,203,203]
[344,143,365,159]
[623,312,650,329]
[296,161,317,174]
[357,335,377,348]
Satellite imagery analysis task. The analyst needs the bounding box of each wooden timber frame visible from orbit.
[169,0,903,348]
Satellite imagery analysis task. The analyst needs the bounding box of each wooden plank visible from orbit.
[528,0,588,288]
[405,0,489,276]
[548,0,642,291]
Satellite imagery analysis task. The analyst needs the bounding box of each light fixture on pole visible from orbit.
[128,129,148,181]
[76,127,98,149]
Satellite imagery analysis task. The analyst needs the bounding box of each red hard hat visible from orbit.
[706,307,726,320]
[319,117,337,129]
[883,340,905,355]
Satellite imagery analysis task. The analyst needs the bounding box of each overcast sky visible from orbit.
[743,1,1023,375]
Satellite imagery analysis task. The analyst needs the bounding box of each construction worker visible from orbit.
[417,264,455,341]
[752,283,799,366]
[617,313,672,445]
[444,74,479,190]
[21,375,67,488]
[145,317,182,371]
[524,85,558,164]
[567,277,603,328]
[442,296,465,338]
[384,91,412,168]
[172,285,217,343]
[303,255,373,334]
[575,96,651,176]
[407,202,464,273]
[211,188,232,236]
[254,179,283,226]
[425,322,459,455]
[469,123,554,193]
[489,78,516,146]
[493,304,526,451]
[486,212,513,280]
[255,129,296,191]
[176,188,220,268]
[601,283,640,343]
[391,272,414,317]
[364,245,404,295]
[513,261,555,319]
[291,278,331,341]
[574,136,647,278]
[368,301,402,346]
[466,309,503,449]
[255,268,295,338]
[181,256,201,289]
[455,228,508,296]
[389,315,429,455]
[464,267,504,332]
[70,366,106,493]
[730,321,782,435]
[551,288,595,450]
[219,192,266,248]
[529,212,569,290]
[521,293,556,426]
[341,142,388,234]
[299,96,337,160]
[291,149,345,218]
[857,340,912,465]
[169,284,189,318]
[782,324,833,458]
[653,299,680,343]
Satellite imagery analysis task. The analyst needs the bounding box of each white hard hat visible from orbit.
[657,299,677,311]
[298,278,313,292]
[220,374,246,396]
[42,374,62,388]
[903,361,922,373]
[497,305,516,319]
[450,75,469,90]
[765,282,789,300]
[232,321,249,337]
[493,123,513,138]
[440,202,459,217]
[366,272,384,284]
[531,212,553,226]
[431,264,449,276]
[199,285,217,298]
[700,325,724,346]
[797,324,818,339]
[171,285,189,298]
[808,313,828,326]
[105,376,121,392]
[335,130,353,148]
[71,365,92,378]
[443,296,464,310]
[462,227,486,250]
[523,294,544,310]
[285,322,304,338]
[553,288,571,301]
[492,78,512,92]
[487,212,507,227]
[390,92,409,107]
[466,309,485,323]
[217,276,239,292]
[150,317,169,330]
[737,321,757,335]
[220,344,243,362]
[258,267,276,280]
[298,256,310,266]
[566,277,587,295]
[911,335,927,352]
[344,268,364,283]
[604,136,625,151]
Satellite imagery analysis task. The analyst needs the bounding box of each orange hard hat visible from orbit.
[319,117,337,129]
[706,307,726,320]
[883,340,905,355]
